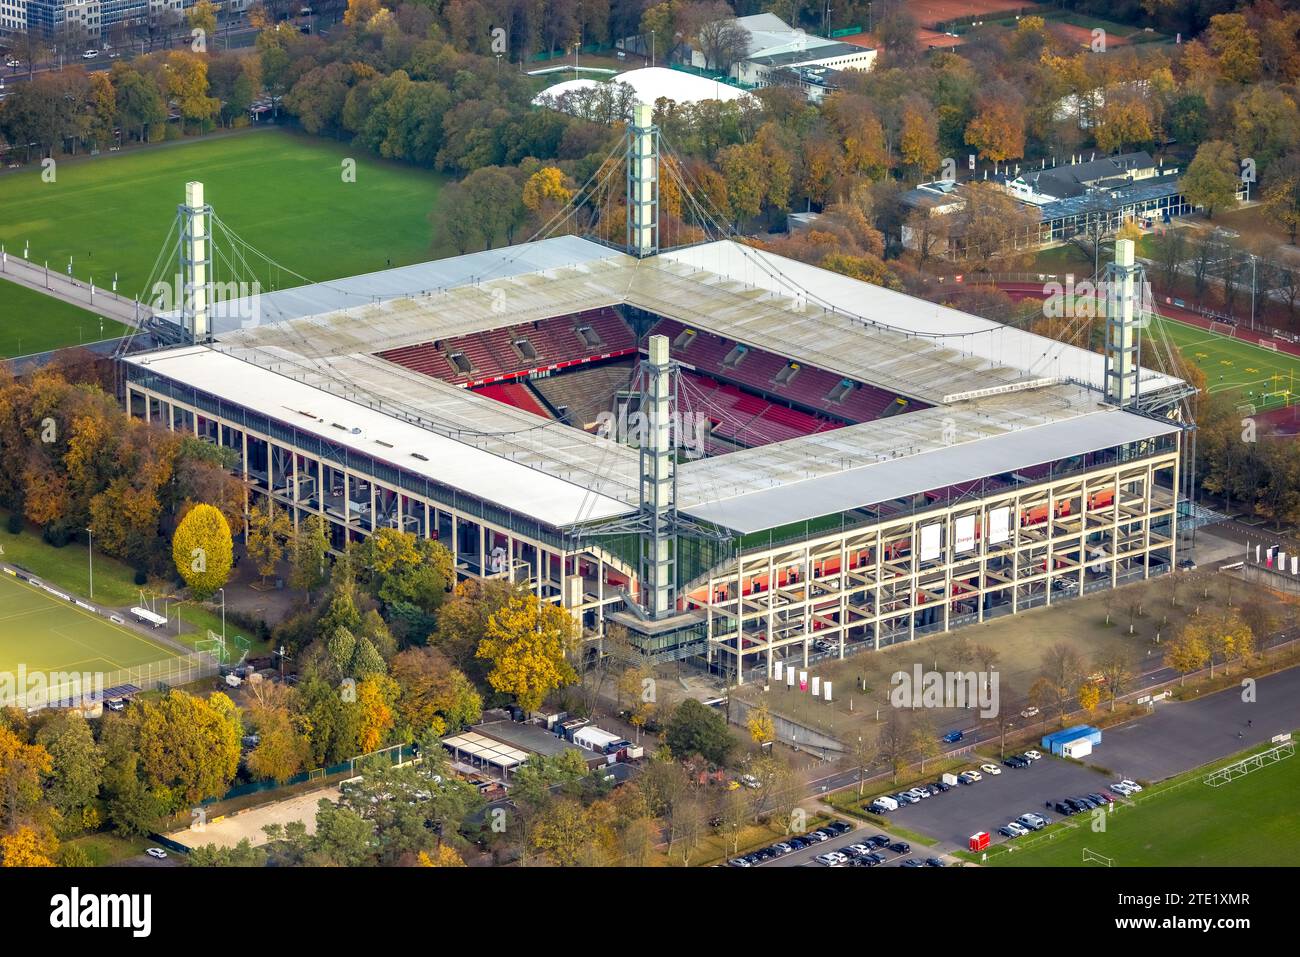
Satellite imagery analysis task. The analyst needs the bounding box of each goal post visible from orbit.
[1209,320,1237,337]
[1258,339,1279,352]
[1082,848,1113,867]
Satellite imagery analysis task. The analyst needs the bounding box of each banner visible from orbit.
[955,514,977,553]
[920,523,943,562]
[989,506,1011,545]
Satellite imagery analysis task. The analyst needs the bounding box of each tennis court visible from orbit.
[0,571,184,681]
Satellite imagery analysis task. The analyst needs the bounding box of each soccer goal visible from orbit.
[1258,339,1279,352]
[195,630,228,663]
[1082,848,1113,867]
[1204,740,1294,787]
[1209,320,1238,337]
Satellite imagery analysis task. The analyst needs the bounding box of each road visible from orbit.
[0,251,149,330]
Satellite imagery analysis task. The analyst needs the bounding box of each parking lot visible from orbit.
[870,756,1115,849]
[730,818,954,868]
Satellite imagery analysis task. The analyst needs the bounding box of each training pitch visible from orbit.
[980,740,1300,867]
[0,572,183,683]
[1150,315,1300,409]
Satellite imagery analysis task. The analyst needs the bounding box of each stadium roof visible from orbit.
[534,67,753,111]
[132,236,1186,534]
[680,409,1180,534]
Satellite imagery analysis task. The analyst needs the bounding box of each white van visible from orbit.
[871,795,899,812]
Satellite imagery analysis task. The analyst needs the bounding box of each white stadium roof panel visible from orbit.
[680,409,1179,534]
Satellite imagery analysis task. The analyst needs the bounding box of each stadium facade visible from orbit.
[122,117,1190,684]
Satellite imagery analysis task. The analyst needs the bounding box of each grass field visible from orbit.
[973,740,1300,867]
[0,507,253,653]
[0,129,446,355]
[0,572,184,693]
[1149,315,1300,408]
[0,277,130,357]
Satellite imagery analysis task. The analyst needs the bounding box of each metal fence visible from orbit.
[2,652,221,712]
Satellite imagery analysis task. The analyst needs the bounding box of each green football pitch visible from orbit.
[974,740,1300,867]
[0,278,131,358]
[0,129,445,356]
[1148,315,1300,410]
[0,572,183,680]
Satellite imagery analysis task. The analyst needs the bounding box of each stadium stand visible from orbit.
[379,307,637,387]
[472,382,552,419]
[647,317,917,423]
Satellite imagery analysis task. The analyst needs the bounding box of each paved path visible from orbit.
[0,251,148,330]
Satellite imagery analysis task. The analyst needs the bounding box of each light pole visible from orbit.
[86,527,93,599]
[1249,254,1257,330]
[650,29,654,68]
[218,587,226,642]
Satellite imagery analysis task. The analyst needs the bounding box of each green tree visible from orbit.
[34,713,104,831]
[1182,140,1240,220]
[665,698,733,765]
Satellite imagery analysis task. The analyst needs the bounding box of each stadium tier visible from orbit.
[648,316,916,423]
[378,307,637,387]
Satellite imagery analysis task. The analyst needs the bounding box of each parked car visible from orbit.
[925,857,946,867]
[942,729,964,743]
[1119,779,1143,792]
[739,774,761,789]
[145,847,168,859]
[826,820,852,835]
[1020,706,1039,719]
[865,834,891,849]
[864,851,888,866]
[1054,801,1076,815]
[1017,813,1047,830]
[844,844,870,858]
[728,857,751,867]
[82,49,99,59]
[1024,750,1042,760]
[773,842,793,854]
[5,58,21,68]
[959,769,983,783]
[806,830,829,842]
[933,780,952,792]
[815,851,847,866]
[1088,792,1114,805]
[906,787,930,801]
[895,792,917,805]
[888,841,911,854]
[979,763,1002,775]
[900,858,924,867]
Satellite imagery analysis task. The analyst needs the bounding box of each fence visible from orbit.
[3,651,220,712]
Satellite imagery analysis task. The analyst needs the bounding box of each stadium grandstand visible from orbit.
[122,109,1194,682]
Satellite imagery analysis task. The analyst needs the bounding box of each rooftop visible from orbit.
[131,237,1185,535]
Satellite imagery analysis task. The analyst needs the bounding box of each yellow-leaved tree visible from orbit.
[418,845,467,867]
[476,593,578,712]
[172,503,233,599]
[746,702,775,746]
[0,826,56,867]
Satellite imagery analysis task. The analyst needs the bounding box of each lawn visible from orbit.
[1148,315,1300,409]
[0,278,130,358]
[0,507,260,654]
[0,571,185,705]
[972,739,1300,867]
[0,128,445,352]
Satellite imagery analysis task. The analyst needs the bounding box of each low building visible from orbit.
[689,12,875,97]
[442,718,604,780]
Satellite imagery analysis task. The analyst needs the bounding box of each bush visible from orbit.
[42,525,71,547]
[6,513,21,534]
[134,569,149,586]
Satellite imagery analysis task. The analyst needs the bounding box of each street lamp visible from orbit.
[86,526,93,599]
[1249,253,1257,330]
[218,586,226,642]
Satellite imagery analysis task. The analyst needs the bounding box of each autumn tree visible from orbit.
[475,592,579,712]
[163,51,220,133]
[1166,625,1210,684]
[289,513,330,600]
[246,498,293,587]
[172,503,233,599]
[964,94,1026,162]
[135,690,242,809]
[0,726,52,833]
[746,702,775,747]
[390,646,482,736]
[1182,140,1240,219]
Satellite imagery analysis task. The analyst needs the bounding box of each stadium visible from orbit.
[121,108,1191,684]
